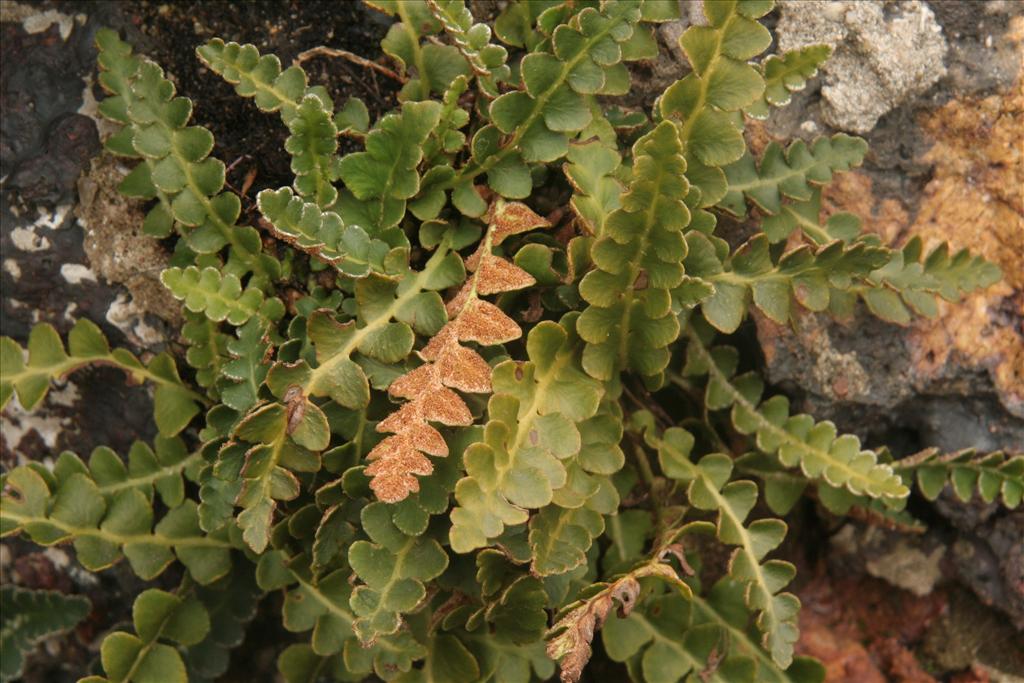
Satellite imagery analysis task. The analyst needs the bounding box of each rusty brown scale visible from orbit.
[364,201,552,502]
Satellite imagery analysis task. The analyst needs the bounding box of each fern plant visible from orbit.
[1,586,91,681]
[0,1,1017,682]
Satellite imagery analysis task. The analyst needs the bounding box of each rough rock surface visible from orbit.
[754,0,1024,642]
[776,0,949,133]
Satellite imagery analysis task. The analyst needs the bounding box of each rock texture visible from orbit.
[776,0,949,133]
[756,0,1024,648]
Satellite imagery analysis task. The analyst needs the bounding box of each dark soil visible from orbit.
[1,3,397,681]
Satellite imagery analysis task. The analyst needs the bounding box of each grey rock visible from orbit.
[754,309,1024,453]
[776,0,948,133]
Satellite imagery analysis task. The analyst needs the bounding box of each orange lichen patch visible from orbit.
[907,78,1024,415]
[873,638,939,683]
[366,200,552,502]
[798,608,887,683]
[820,77,1024,416]
[822,172,909,245]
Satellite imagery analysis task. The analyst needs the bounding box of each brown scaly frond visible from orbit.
[366,200,551,502]
[546,554,692,683]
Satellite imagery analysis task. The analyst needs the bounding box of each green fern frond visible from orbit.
[744,44,832,119]
[637,417,800,668]
[660,0,773,206]
[684,232,890,332]
[718,134,868,217]
[896,448,1024,508]
[426,0,511,97]
[854,236,1002,324]
[1,586,90,682]
[161,266,284,326]
[81,589,210,683]
[679,331,910,503]
[1,458,232,584]
[4,7,1013,683]
[257,187,404,276]
[450,317,601,552]
[96,29,279,286]
[576,120,691,384]
[0,319,204,436]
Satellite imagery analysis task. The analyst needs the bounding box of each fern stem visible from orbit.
[0,511,233,549]
[3,355,211,407]
[682,330,897,498]
[447,11,631,189]
[95,451,202,494]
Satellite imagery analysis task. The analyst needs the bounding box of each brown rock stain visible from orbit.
[75,154,183,325]
[822,57,1024,416]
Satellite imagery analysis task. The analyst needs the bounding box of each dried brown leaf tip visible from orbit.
[547,576,641,683]
[546,560,688,683]
[366,201,551,503]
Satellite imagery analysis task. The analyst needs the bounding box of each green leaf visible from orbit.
[681,335,909,503]
[2,460,233,585]
[1,319,204,436]
[895,448,1024,508]
[97,34,278,285]
[0,586,90,682]
[161,266,273,325]
[454,1,643,204]
[182,566,262,680]
[577,121,690,382]
[286,93,340,207]
[661,0,771,205]
[348,502,448,643]
[450,320,602,552]
[745,44,832,119]
[564,139,623,238]
[642,420,800,668]
[719,134,868,217]
[93,589,210,683]
[528,505,603,576]
[338,100,442,232]
[760,187,863,245]
[860,236,1001,324]
[335,96,370,134]
[261,553,428,676]
[603,596,755,683]
[685,233,891,332]
[257,187,399,276]
[197,39,307,119]
[428,0,511,97]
